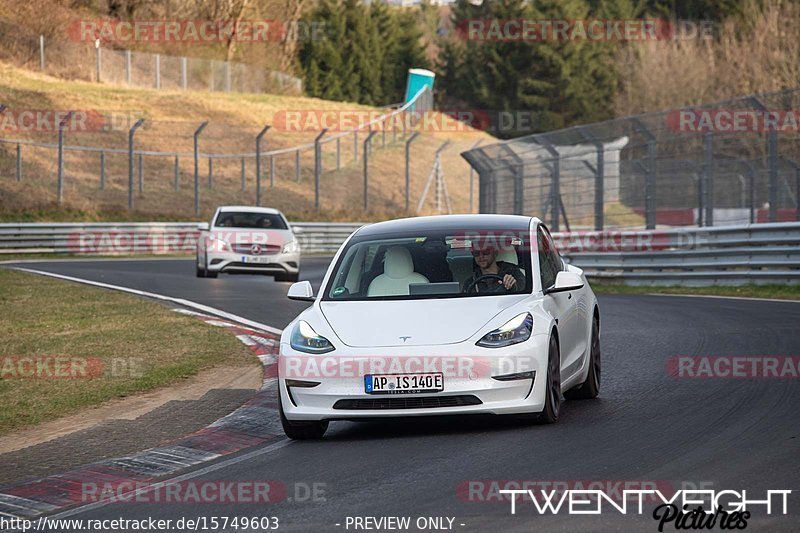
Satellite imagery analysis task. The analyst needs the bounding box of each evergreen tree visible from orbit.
[299,0,428,105]
[440,0,618,137]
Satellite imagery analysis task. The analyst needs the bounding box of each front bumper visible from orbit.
[206,250,300,275]
[278,334,550,421]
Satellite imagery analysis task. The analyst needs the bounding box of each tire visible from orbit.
[196,262,206,278]
[275,272,299,283]
[205,270,218,279]
[536,334,562,424]
[564,316,601,400]
[279,396,328,440]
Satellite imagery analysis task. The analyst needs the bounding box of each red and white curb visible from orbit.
[0,309,284,520]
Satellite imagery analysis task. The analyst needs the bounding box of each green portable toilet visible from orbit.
[404,68,435,106]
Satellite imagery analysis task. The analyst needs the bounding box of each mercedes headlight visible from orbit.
[476,313,533,348]
[282,240,300,254]
[290,320,335,354]
[208,236,232,253]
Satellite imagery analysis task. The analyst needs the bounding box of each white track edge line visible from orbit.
[11,267,284,335]
[645,293,800,303]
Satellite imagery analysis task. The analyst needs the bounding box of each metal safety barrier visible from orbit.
[557,222,800,286]
[2,221,798,286]
[0,222,363,256]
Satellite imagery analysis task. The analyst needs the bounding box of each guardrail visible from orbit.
[0,222,363,255]
[1,221,798,286]
[558,222,800,286]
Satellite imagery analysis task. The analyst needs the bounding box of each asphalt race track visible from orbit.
[5,258,800,532]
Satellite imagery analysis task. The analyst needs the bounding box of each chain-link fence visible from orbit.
[0,87,484,220]
[0,19,302,94]
[462,89,800,230]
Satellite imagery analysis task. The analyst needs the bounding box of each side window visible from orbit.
[537,227,557,289]
[541,226,563,275]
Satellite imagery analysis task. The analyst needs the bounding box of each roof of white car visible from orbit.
[356,214,541,237]
[217,206,282,214]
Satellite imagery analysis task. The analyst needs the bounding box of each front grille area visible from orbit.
[232,243,282,254]
[333,395,482,410]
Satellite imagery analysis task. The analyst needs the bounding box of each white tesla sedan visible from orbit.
[278,215,600,439]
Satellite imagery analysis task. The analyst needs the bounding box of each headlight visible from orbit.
[282,240,300,254]
[208,237,232,253]
[290,320,335,354]
[476,313,533,348]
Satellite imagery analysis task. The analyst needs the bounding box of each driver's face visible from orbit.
[471,246,497,269]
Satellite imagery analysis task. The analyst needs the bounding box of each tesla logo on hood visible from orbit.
[399,336,411,342]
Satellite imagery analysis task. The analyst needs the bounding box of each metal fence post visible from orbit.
[363,130,378,210]
[95,41,101,82]
[193,121,208,216]
[768,130,778,222]
[796,166,800,221]
[539,140,561,231]
[468,139,483,213]
[208,157,213,189]
[155,54,161,89]
[128,118,144,209]
[697,168,705,227]
[39,35,45,70]
[591,144,605,230]
[241,158,246,191]
[645,139,657,229]
[126,50,132,84]
[629,118,657,229]
[750,96,779,222]
[314,128,328,211]
[174,156,179,191]
[314,129,328,211]
[747,163,756,224]
[138,153,143,193]
[336,137,341,170]
[295,149,301,182]
[56,112,72,205]
[704,132,714,226]
[255,124,270,206]
[16,143,21,182]
[269,155,275,188]
[405,132,421,211]
[353,130,358,162]
[382,118,386,148]
[99,151,105,189]
[224,62,231,92]
[181,57,188,90]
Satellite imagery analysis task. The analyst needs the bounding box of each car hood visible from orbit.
[319,295,529,347]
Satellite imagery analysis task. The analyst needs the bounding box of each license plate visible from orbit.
[364,373,444,395]
[242,255,269,263]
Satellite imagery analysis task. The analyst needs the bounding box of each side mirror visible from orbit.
[198,222,209,231]
[287,280,315,302]
[546,271,584,294]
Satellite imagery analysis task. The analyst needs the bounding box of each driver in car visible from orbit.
[464,242,525,293]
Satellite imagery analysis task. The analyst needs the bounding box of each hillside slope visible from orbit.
[0,63,493,222]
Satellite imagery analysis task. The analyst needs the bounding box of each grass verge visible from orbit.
[591,281,800,300]
[0,268,258,435]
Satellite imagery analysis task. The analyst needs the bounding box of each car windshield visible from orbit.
[214,212,287,229]
[324,231,532,301]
